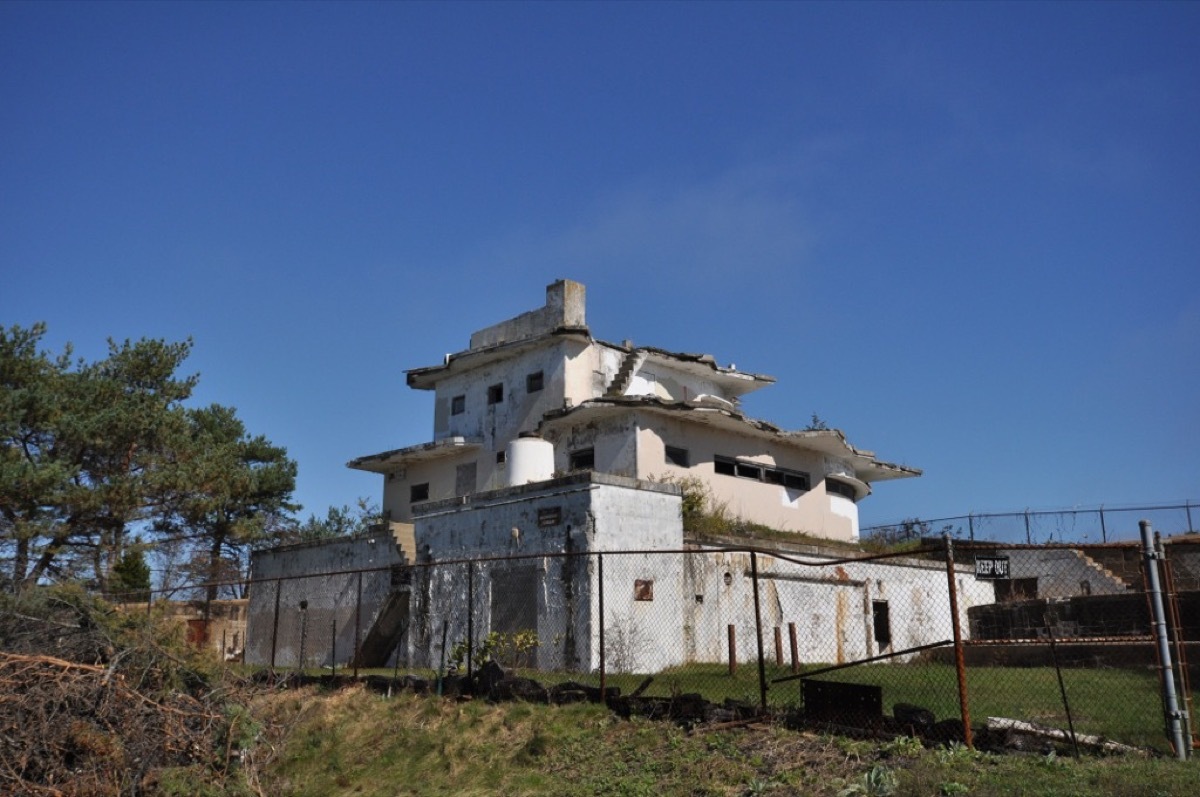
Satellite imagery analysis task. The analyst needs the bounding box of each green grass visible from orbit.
[256,685,1200,797]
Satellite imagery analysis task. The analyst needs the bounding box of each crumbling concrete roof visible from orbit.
[539,396,921,483]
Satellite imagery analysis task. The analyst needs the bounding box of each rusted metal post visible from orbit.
[751,552,768,712]
[330,616,336,678]
[727,624,737,676]
[269,580,281,670]
[788,622,799,674]
[774,626,783,666]
[354,571,363,679]
[943,534,974,749]
[1141,521,1188,760]
[467,562,475,681]
[598,553,606,704]
[1159,539,1197,753]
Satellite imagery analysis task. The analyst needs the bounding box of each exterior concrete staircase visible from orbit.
[1070,549,1129,592]
[606,349,645,397]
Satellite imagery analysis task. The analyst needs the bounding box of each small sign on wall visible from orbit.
[537,507,562,527]
[974,556,1010,579]
[634,579,654,601]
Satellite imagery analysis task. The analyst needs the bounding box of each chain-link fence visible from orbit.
[221,525,1198,759]
[862,502,1198,545]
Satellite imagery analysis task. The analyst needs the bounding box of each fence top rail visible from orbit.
[862,500,1197,534]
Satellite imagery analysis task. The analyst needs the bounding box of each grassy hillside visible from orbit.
[255,685,1200,797]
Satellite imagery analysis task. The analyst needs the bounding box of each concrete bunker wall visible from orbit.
[245,535,404,668]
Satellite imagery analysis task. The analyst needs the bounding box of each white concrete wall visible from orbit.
[403,474,683,673]
[680,549,995,667]
[630,413,859,540]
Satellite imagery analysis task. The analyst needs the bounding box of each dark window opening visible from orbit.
[410,483,429,503]
[665,445,690,467]
[714,455,809,491]
[569,448,595,470]
[487,383,504,404]
[736,462,761,479]
[526,371,544,392]
[995,577,1039,602]
[873,600,892,649]
[496,451,506,464]
[781,472,809,490]
[826,477,857,501]
[450,395,465,415]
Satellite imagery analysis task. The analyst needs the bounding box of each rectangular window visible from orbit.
[450,395,465,415]
[780,471,809,491]
[736,462,761,479]
[496,451,506,464]
[410,483,429,503]
[872,601,892,649]
[714,455,809,491]
[569,448,595,470]
[487,383,504,404]
[526,371,544,392]
[665,446,690,467]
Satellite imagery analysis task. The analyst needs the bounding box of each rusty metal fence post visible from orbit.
[943,534,974,749]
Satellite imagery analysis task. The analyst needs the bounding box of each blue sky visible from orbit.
[3,1,1197,535]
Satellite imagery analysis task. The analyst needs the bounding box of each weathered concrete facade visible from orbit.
[245,534,406,668]
[350,279,919,544]
[247,474,985,674]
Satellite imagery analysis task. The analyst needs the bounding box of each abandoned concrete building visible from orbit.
[245,280,993,673]
[350,279,919,545]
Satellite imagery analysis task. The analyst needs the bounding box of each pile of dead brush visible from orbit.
[0,586,263,797]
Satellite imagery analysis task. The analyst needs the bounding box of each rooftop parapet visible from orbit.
[468,279,587,351]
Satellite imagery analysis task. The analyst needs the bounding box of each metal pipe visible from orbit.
[788,622,799,674]
[269,580,281,670]
[354,571,363,679]
[751,551,768,712]
[1043,617,1080,758]
[1157,530,1194,756]
[944,534,974,749]
[772,639,953,683]
[774,627,783,666]
[1141,520,1188,760]
[467,562,475,681]
[598,553,606,705]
